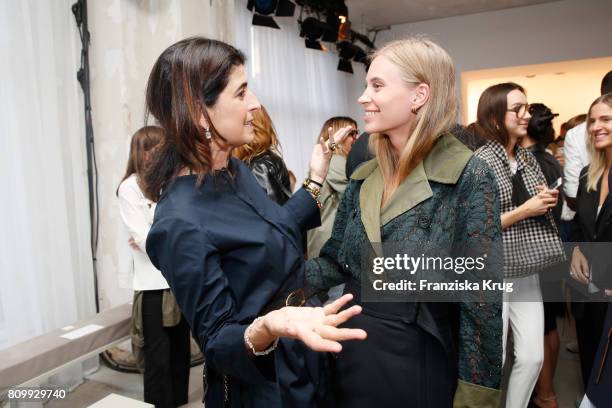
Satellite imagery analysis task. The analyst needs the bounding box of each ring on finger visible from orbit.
[329,141,340,152]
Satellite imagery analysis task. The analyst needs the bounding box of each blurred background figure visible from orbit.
[307,116,358,259]
[233,106,292,205]
[307,116,357,303]
[117,126,191,408]
[521,103,564,408]
[523,103,562,222]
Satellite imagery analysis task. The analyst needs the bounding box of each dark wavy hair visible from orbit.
[142,37,246,201]
[116,126,164,196]
[476,82,525,147]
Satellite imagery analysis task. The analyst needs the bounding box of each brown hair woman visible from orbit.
[142,37,365,407]
[117,126,192,407]
[233,106,293,204]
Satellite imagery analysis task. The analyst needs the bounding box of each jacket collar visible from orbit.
[484,140,536,174]
[352,133,473,244]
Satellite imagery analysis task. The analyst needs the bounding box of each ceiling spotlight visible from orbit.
[338,59,353,74]
[337,41,358,59]
[252,0,277,15]
[300,17,325,39]
[252,14,280,29]
[275,0,296,17]
[248,0,295,29]
[352,31,375,49]
[300,17,337,46]
[305,39,327,51]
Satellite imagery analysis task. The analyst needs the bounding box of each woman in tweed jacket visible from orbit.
[306,38,504,408]
[474,83,563,408]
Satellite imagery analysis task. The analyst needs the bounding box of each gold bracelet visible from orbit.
[303,179,323,208]
[305,177,323,188]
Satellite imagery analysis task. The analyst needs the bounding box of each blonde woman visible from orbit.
[569,93,612,408]
[305,38,503,407]
[307,116,358,259]
[233,106,292,205]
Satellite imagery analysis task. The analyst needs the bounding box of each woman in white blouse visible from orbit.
[118,126,191,408]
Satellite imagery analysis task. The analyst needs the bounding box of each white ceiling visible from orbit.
[346,0,560,27]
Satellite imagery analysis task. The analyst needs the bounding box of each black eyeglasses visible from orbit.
[347,129,359,138]
[507,103,530,118]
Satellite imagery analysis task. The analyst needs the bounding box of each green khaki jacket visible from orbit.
[306,133,503,407]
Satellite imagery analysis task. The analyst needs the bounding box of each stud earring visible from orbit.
[205,128,212,140]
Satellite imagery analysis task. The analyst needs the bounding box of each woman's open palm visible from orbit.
[266,294,367,353]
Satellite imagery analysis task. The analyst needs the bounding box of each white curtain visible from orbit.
[234,0,366,179]
[0,0,96,354]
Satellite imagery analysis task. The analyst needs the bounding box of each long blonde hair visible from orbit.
[370,37,457,200]
[233,106,281,163]
[586,93,612,192]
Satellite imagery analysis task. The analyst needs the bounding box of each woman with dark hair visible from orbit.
[117,126,191,408]
[233,105,292,205]
[521,103,565,408]
[142,37,366,407]
[474,83,565,408]
[307,116,358,259]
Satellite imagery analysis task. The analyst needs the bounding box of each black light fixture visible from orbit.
[336,40,369,74]
[248,0,296,29]
[299,17,334,51]
[337,59,353,74]
[252,13,280,29]
[275,0,296,17]
[352,31,375,49]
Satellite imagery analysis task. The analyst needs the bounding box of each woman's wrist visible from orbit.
[303,179,323,208]
[309,173,325,185]
[514,205,529,221]
[244,314,278,356]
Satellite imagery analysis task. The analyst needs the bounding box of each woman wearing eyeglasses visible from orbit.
[474,83,565,408]
[307,116,358,259]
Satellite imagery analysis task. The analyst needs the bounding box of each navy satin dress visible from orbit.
[146,158,322,407]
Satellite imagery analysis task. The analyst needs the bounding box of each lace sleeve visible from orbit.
[455,157,504,397]
[305,180,358,289]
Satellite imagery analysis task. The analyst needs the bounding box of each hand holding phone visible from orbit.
[548,177,562,190]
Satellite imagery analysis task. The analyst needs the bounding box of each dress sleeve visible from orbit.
[146,216,275,384]
[282,188,321,231]
[570,167,589,243]
[563,128,585,198]
[118,178,152,251]
[305,181,357,289]
[454,158,503,408]
[325,156,349,197]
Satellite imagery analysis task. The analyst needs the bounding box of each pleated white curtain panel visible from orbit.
[234,0,365,179]
[0,0,96,351]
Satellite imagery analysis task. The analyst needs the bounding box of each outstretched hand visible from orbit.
[265,294,367,353]
[309,126,354,183]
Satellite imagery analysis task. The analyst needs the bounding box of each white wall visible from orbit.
[463,57,612,129]
[234,1,366,179]
[378,0,612,110]
[89,0,235,310]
